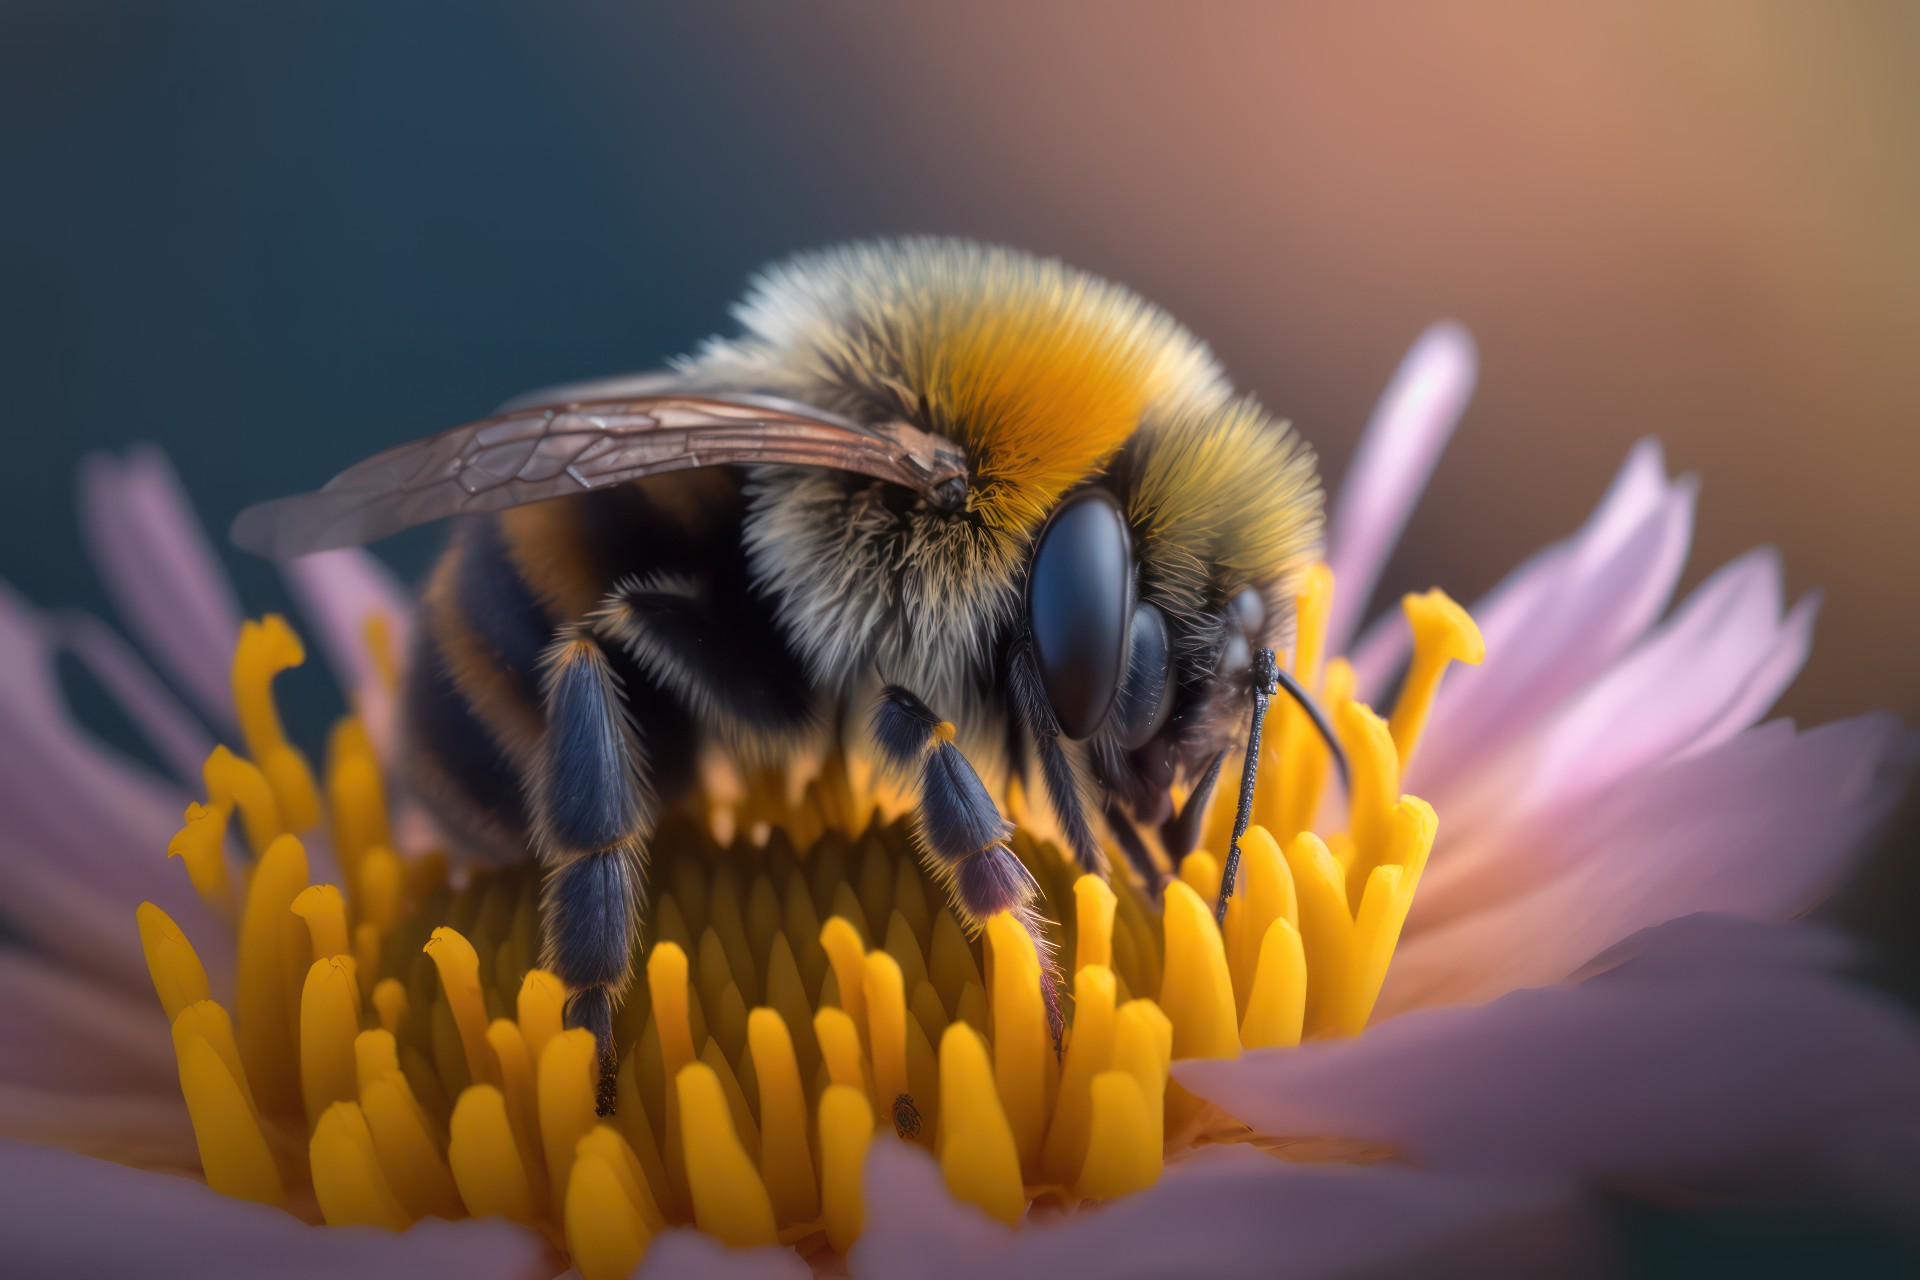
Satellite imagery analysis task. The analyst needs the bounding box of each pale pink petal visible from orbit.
[0,1085,198,1173]
[0,953,176,1094]
[1522,548,1801,809]
[639,1230,813,1278]
[1674,590,1821,762]
[51,612,214,786]
[281,548,415,760]
[1325,322,1479,655]
[0,582,233,993]
[78,447,241,725]
[1385,714,1913,1013]
[0,1140,554,1278]
[848,1138,1589,1280]
[1180,916,1920,1214]
[1410,442,1695,797]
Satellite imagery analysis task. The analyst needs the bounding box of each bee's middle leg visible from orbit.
[533,626,653,1116]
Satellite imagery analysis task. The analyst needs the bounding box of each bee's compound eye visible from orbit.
[1027,489,1132,740]
[1111,601,1173,749]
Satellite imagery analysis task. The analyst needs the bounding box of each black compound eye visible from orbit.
[1111,601,1173,750]
[1027,489,1132,739]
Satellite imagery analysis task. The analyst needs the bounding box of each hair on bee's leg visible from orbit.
[533,627,653,1116]
[872,685,1066,1050]
[1004,638,1109,877]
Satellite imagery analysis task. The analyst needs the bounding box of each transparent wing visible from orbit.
[230,393,968,559]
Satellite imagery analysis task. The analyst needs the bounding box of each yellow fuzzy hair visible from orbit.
[686,238,1231,534]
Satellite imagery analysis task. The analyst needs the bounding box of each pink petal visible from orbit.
[0,582,233,994]
[78,447,241,726]
[0,953,176,1094]
[1385,713,1913,1013]
[1409,442,1695,797]
[849,1138,1588,1279]
[638,1231,813,1278]
[51,612,214,787]
[1180,916,1920,1209]
[281,548,415,761]
[1325,323,1478,656]
[0,1085,198,1173]
[1522,548,1804,809]
[0,1140,554,1278]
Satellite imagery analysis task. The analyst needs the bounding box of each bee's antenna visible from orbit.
[1213,649,1350,924]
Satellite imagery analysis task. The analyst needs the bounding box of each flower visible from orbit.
[1,326,1915,1278]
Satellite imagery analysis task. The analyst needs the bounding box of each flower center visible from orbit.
[136,563,1480,1275]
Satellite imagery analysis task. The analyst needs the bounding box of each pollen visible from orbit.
[137,565,1477,1274]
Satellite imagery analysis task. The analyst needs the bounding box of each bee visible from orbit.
[235,238,1344,1111]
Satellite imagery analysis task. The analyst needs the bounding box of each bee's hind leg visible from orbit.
[871,685,1066,1051]
[533,627,654,1116]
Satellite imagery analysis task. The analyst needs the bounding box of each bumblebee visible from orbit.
[235,238,1343,1110]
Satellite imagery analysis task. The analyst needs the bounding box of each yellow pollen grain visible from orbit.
[1073,875,1116,973]
[448,1084,539,1224]
[677,1062,778,1248]
[1240,918,1307,1049]
[311,1100,411,1230]
[164,803,233,916]
[137,902,208,1021]
[937,1022,1025,1227]
[202,746,281,857]
[231,615,321,833]
[539,1029,601,1213]
[234,832,308,1115]
[1043,963,1115,1185]
[1389,589,1484,769]
[747,1007,819,1225]
[292,884,350,961]
[424,927,499,1088]
[299,955,363,1128]
[818,1084,874,1254]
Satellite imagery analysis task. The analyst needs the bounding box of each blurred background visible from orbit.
[2,2,1915,1270]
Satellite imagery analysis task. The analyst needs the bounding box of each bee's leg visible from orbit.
[872,685,1065,1050]
[1004,636,1109,877]
[533,627,653,1116]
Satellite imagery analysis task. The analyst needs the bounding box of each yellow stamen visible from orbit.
[424,927,499,1088]
[985,913,1051,1179]
[362,1069,463,1220]
[354,1028,400,1092]
[164,803,233,916]
[819,1084,874,1254]
[488,1018,546,1199]
[173,1000,255,1113]
[324,716,389,883]
[137,902,208,1021]
[937,1023,1025,1226]
[747,1007,819,1224]
[232,615,321,832]
[312,1101,411,1230]
[1240,918,1307,1049]
[299,955,362,1128]
[1074,1071,1160,1200]
[172,1026,282,1207]
[1388,589,1485,768]
[1286,833,1356,1040]
[1073,875,1116,973]
[448,1085,539,1224]
[566,1143,655,1280]
[863,950,911,1130]
[234,833,308,1115]
[202,745,280,857]
[678,1062,778,1247]
[371,977,409,1037]
[539,1028,600,1212]
[1042,963,1115,1185]
[292,884,350,961]
[517,969,566,1064]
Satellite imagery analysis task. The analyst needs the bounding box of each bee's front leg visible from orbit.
[532,627,653,1116]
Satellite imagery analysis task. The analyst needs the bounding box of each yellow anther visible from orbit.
[937,1022,1025,1226]
[539,1029,600,1212]
[371,977,409,1036]
[1240,918,1308,1049]
[424,927,499,1088]
[566,1148,655,1280]
[299,955,362,1128]
[647,942,696,1083]
[448,1085,539,1223]
[819,1084,875,1253]
[678,1062,778,1248]
[1073,875,1116,973]
[576,1124,666,1234]
[1389,589,1484,769]
[1348,797,1436,1031]
[232,615,320,832]
[985,913,1050,1179]
[136,902,208,1021]
[1075,1070,1162,1200]
[1336,700,1400,892]
[1158,882,1239,1063]
[1111,999,1172,1142]
[354,1028,400,1093]
[361,1070,463,1220]
[748,1008,819,1225]
[487,1018,545,1200]
[1225,827,1295,1021]
[1043,964,1115,1185]
[517,968,566,1065]
[815,1006,870,1096]
[173,1028,282,1207]
[235,832,308,1115]
[820,916,869,1040]
[1178,850,1223,915]
[325,716,389,880]
[310,1101,410,1230]
[202,746,281,857]
[172,999,256,1114]
[292,884,350,960]
[165,803,233,916]
[1285,832,1356,1040]
[863,950,910,1125]
[357,847,404,932]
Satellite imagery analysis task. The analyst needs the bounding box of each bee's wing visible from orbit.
[230,393,968,560]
